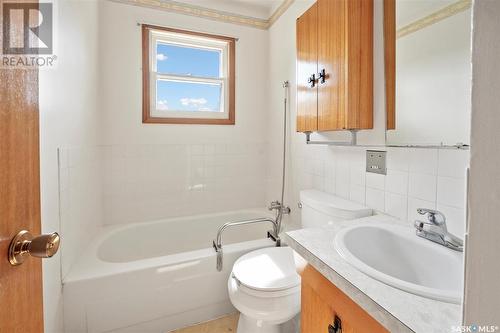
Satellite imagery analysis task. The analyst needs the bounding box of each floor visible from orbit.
[170,313,239,333]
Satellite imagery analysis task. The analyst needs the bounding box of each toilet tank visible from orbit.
[300,190,373,228]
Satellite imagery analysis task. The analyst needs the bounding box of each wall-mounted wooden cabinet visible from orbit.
[301,265,388,333]
[296,0,374,133]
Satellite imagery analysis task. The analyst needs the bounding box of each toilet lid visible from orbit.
[232,247,300,292]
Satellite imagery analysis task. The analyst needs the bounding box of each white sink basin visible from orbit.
[334,223,463,304]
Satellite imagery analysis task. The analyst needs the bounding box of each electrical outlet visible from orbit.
[366,150,387,175]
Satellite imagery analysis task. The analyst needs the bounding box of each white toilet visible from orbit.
[228,189,373,333]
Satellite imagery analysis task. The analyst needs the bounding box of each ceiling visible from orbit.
[173,0,285,20]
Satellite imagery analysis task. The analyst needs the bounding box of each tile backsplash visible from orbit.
[294,145,469,236]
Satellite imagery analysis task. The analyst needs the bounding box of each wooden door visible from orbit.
[317,0,347,131]
[301,265,388,333]
[0,3,44,332]
[296,2,318,132]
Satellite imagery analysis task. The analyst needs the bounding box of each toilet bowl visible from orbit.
[228,247,300,333]
[228,190,373,333]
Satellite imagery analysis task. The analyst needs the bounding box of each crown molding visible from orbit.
[268,0,294,27]
[397,0,471,39]
[110,0,294,30]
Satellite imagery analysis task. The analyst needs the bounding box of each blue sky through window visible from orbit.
[156,43,222,112]
[156,80,221,112]
[156,43,221,77]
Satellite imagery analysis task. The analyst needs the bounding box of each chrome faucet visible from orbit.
[414,208,463,252]
[268,200,291,215]
[268,200,291,238]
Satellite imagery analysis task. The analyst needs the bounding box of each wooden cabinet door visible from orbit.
[317,0,373,131]
[301,265,388,333]
[344,0,374,130]
[317,0,347,131]
[296,2,318,132]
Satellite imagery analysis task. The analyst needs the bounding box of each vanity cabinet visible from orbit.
[296,0,373,132]
[301,265,388,333]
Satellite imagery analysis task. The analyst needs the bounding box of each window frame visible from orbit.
[142,24,236,125]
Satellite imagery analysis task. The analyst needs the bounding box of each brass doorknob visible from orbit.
[8,230,60,266]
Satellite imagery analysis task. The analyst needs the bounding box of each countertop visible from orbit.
[285,214,462,333]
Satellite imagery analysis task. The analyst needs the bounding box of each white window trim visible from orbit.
[149,29,230,119]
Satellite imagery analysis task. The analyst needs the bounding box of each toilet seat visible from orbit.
[231,247,300,297]
[228,247,301,333]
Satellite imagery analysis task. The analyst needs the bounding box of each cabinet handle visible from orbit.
[328,316,342,333]
[317,69,326,84]
[308,73,316,88]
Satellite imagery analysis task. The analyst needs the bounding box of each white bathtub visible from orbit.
[63,210,275,333]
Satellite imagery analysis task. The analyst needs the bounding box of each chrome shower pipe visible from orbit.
[275,80,291,235]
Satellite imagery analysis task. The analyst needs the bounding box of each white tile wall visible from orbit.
[58,143,268,274]
[101,143,267,225]
[294,144,469,234]
[58,147,103,278]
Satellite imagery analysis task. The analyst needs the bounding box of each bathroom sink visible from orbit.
[334,223,463,304]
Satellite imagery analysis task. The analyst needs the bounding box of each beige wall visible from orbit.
[463,0,500,326]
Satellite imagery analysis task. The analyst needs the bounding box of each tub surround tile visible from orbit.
[58,147,103,279]
[285,215,462,333]
[100,143,267,225]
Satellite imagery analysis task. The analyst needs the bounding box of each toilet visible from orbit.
[228,189,373,333]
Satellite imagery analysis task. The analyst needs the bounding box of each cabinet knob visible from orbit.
[308,73,316,88]
[317,69,326,84]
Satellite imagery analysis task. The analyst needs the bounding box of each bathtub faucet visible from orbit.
[268,200,291,240]
[213,217,281,272]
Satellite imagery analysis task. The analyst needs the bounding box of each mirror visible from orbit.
[384,0,472,146]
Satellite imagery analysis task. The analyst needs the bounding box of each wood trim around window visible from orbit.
[142,24,236,125]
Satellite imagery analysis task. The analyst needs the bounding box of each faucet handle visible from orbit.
[417,208,446,226]
[268,201,281,211]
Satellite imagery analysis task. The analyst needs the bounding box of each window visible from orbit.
[142,25,236,124]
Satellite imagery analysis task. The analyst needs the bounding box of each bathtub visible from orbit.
[63,209,275,333]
